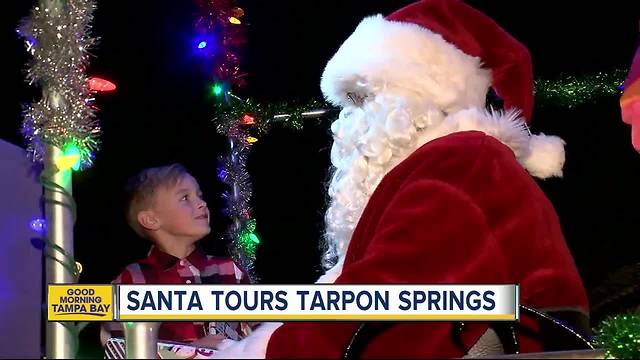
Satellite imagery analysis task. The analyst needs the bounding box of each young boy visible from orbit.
[100,163,252,348]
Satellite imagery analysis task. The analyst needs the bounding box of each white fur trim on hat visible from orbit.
[521,134,566,179]
[417,107,566,179]
[320,15,492,113]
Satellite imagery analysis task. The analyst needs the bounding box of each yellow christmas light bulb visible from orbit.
[55,154,81,171]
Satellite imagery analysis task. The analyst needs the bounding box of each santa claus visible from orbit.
[214,0,591,357]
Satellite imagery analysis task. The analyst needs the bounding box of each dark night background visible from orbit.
[3,1,640,357]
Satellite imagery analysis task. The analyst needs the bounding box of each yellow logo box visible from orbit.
[48,285,114,321]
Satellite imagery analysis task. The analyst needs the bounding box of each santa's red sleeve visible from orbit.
[266,182,508,357]
[265,133,588,358]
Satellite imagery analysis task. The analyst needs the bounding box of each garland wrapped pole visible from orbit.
[214,95,335,280]
[192,1,336,280]
[18,0,99,357]
[44,145,76,359]
[192,0,260,279]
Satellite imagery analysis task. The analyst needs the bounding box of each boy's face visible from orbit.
[147,174,211,242]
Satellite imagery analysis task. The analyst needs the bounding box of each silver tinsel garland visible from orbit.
[18,0,99,168]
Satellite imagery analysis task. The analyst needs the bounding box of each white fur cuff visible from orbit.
[212,322,283,359]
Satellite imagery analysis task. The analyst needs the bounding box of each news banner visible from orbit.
[48,284,519,322]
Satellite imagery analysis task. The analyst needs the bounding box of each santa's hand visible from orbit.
[190,334,227,349]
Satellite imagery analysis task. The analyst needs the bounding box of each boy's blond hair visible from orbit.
[124,163,189,238]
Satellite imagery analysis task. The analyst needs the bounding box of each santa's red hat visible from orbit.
[321,0,570,179]
[321,0,534,121]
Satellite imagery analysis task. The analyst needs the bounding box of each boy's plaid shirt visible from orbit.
[111,246,250,342]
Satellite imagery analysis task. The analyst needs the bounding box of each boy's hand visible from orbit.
[190,334,227,349]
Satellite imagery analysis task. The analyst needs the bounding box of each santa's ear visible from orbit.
[137,210,160,231]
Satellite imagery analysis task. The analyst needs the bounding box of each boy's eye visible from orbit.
[181,195,188,201]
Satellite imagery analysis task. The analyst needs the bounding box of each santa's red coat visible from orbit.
[266,131,588,358]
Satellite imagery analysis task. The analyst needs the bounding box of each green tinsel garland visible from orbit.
[534,69,626,108]
[214,97,331,136]
[594,312,640,359]
[215,69,625,133]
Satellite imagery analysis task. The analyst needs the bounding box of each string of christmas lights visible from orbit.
[192,0,262,279]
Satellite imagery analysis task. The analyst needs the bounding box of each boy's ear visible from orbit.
[138,210,160,231]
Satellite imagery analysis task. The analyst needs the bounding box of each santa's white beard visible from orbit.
[322,94,446,269]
